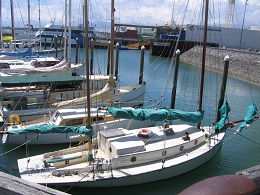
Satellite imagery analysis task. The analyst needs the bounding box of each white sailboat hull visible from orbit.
[3,119,155,145]
[114,83,145,107]
[1,76,146,123]
[17,125,225,187]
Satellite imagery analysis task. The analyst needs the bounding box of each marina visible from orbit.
[0,47,259,194]
[0,0,259,194]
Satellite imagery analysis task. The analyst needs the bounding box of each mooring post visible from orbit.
[115,42,120,80]
[90,39,94,75]
[216,55,230,122]
[170,49,180,109]
[107,41,111,75]
[54,36,58,58]
[75,38,79,64]
[139,45,145,84]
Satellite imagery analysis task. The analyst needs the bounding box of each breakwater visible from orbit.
[180,46,260,86]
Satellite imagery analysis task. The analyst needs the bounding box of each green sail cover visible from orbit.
[212,101,231,132]
[107,107,204,123]
[8,125,93,135]
[237,104,258,132]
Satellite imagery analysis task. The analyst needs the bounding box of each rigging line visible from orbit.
[64,170,92,192]
[15,1,26,28]
[42,0,55,24]
[134,0,143,25]
[0,134,40,157]
[239,0,248,50]
[93,0,107,30]
[224,129,260,146]
[0,165,9,173]
[160,0,190,98]
[2,87,35,127]
[244,64,255,103]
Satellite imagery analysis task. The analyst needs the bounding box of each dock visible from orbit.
[150,39,218,57]
[236,164,260,192]
[0,171,69,195]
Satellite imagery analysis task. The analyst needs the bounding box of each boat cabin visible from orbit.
[49,108,115,126]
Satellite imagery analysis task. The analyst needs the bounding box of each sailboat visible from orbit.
[0,0,155,145]
[1,105,155,145]
[1,75,155,145]
[16,0,258,187]
[0,0,63,57]
[0,0,146,124]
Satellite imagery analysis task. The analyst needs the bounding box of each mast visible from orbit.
[84,0,93,162]
[27,0,31,57]
[109,0,115,107]
[110,0,115,75]
[0,0,2,49]
[10,0,15,40]
[68,0,71,65]
[197,0,209,129]
[63,0,67,60]
[38,0,41,49]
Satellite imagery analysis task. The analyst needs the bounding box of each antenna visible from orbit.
[225,0,235,28]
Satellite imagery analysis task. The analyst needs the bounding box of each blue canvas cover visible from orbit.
[212,101,231,132]
[107,107,204,123]
[8,125,93,135]
[237,104,258,132]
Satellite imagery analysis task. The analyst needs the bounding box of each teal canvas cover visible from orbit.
[237,104,258,132]
[213,101,231,132]
[8,125,93,135]
[107,107,204,123]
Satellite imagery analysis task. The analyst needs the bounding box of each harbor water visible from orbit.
[0,48,259,194]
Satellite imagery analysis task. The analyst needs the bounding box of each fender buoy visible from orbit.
[9,114,21,125]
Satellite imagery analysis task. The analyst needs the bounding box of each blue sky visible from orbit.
[1,0,259,31]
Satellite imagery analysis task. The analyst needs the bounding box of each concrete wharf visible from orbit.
[180,46,260,86]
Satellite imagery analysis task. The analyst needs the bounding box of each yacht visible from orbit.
[35,23,95,47]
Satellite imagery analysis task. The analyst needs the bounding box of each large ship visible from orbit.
[35,23,95,48]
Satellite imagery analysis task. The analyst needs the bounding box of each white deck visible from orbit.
[17,124,225,187]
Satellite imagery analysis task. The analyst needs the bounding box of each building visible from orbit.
[185,24,260,51]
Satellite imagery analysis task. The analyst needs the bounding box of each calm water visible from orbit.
[0,48,259,194]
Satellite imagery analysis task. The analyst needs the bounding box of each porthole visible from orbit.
[194,139,198,145]
[131,156,137,162]
[162,150,167,156]
[180,145,184,151]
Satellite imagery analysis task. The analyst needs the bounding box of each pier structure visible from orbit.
[114,23,158,49]
[0,171,69,195]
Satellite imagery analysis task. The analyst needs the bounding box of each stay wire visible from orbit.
[160,0,190,98]
[223,128,260,146]
[64,170,92,192]
[0,134,40,157]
